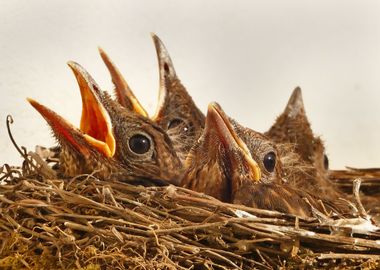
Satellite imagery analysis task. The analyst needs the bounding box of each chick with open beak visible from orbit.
[181,103,349,218]
[28,98,128,180]
[99,34,205,163]
[28,62,182,185]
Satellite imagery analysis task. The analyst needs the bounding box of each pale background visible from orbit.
[1,0,380,169]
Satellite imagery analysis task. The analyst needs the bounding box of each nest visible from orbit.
[1,118,380,270]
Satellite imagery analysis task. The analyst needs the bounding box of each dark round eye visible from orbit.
[324,154,329,170]
[168,118,183,130]
[263,151,276,172]
[128,134,151,154]
[168,118,192,133]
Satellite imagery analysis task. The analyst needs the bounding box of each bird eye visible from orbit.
[128,134,151,154]
[324,154,329,170]
[263,151,276,172]
[168,118,183,130]
[168,118,192,133]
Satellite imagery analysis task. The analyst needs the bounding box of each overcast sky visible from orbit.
[1,0,380,169]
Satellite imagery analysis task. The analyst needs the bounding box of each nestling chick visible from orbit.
[181,102,279,202]
[266,87,344,200]
[266,87,327,172]
[150,34,205,163]
[28,62,182,185]
[181,103,350,218]
[99,34,205,163]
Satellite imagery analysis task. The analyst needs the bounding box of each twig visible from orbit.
[318,253,380,260]
[353,178,369,218]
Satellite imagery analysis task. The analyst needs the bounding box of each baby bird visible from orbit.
[181,103,350,218]
[28,62,182,185]
[28,98,127,180]
[266,87,344,200]
[266,87,327,172]
[99,34,205,163]
[150,33,205,162]
[98,36,343,202]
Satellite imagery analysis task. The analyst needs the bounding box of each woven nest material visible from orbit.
[1,119,380,269]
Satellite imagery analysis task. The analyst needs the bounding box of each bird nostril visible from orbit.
[164,62,170,73]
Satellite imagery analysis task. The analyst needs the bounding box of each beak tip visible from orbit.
[67,61,77,72]
[292,86,302,98]
[67,61,82,72]
[151,33,165,51]
[207,102,223,116]
[98,46,105,54]
[26,97,39,108]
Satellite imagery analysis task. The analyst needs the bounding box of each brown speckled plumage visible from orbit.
[266,87,344,200]
[181,103,281,200]
[29,62,182,185]
[100,34,205,163]
[150,34,205,163]
[182,103,352,218]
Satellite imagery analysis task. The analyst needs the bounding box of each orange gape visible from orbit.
[68,61,116,158]
[28,59,182,184]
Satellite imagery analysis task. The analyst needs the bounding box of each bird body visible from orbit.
[234,182,328,217]
[182,103,352,218]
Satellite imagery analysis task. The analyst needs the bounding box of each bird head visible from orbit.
[181,102,282,202]
[27,98,125,179]
[266,87,328,173]
[28,62,182,184]
[150,33,205,163]
[265,87,347,201]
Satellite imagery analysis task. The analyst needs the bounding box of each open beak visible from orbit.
[150,33,177,121]
[27,98,91,158]
[67,61,116,158]
[206,103,261,182]
[98,47,148,117]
